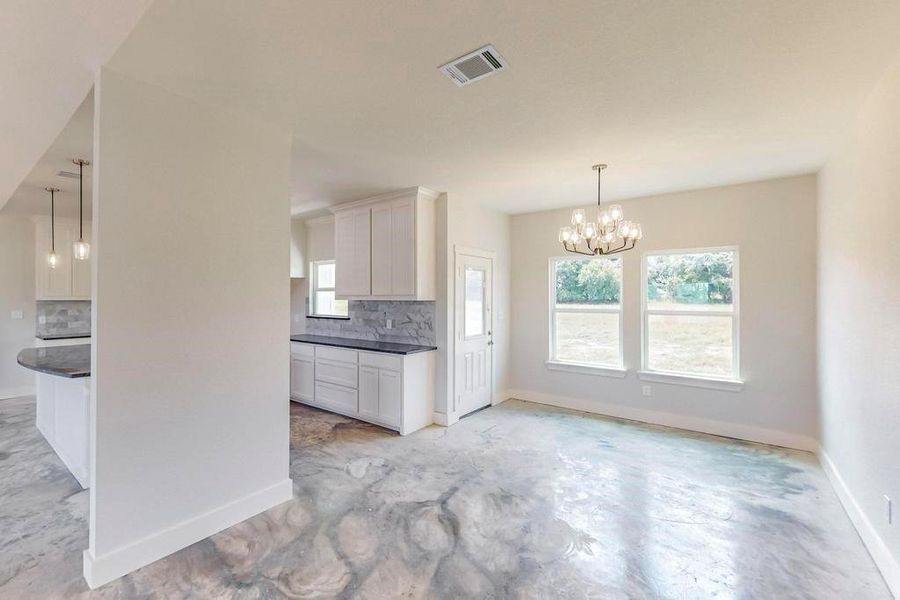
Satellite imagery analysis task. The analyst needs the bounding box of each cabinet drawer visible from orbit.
[315,381,358,414]
[315,345,358,364]
[290,342,316,358]
[315,358,358,389]
[359,352,403,371]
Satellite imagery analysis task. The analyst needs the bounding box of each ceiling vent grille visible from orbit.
[56,170,81,179]
[439,45,507,87]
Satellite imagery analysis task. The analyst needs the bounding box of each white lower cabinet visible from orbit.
[290,341,434,435]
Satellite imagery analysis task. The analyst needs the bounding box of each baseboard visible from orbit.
[0,385,35,400]
[507,388,818,452]
[83,478,293,589]
[818,448,899,597]
[432,411,460,427]
[492,390,510,406]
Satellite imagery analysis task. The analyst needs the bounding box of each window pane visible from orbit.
[647,252,734,311]
[555,312,620,366]
[314,291,336,315]
[647,314,733,377]
[316,262,335,288]
[555,258,621,306]
[465,268,486,337]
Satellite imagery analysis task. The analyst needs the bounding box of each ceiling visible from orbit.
[2,92,94,219]
[10,1,900,217]
[0,0,151,213]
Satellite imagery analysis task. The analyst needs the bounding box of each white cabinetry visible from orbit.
[333,187,437,300]
[289,341,434,435]
[334,208,371,296]
[34,217,92,300]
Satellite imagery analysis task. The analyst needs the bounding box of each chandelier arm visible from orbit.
[563,242,596,257]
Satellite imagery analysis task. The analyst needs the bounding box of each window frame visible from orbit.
[547,256,625,374]
[308,259,349,319]
[640,246,741,386]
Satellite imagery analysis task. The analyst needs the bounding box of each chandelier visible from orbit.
[559,164,642,256]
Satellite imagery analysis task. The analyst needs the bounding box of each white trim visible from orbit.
[641,246,741,381]
[432,411,459,427]
[818,448,900,597]
[508,388,816,451]
[637,370,743,392]
[329,186,440,213]
[546,361,627,378]
[492,390,510,406]
[83,478,293,589]
[0,385,35,400]
[454,244,496,260]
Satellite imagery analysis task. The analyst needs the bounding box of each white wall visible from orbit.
[435,193,511,418]
[86,67,293,587]
[509,175,819,449]
[818,52,900,595]
[0,215,35,398]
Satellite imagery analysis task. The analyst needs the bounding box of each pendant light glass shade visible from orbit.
[47,251,59,269]
[73,240,90,260]
[72,159,90,261]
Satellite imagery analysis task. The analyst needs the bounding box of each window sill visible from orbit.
[306,315,350,321]
[545,360,627,378]
[637,370,743,392]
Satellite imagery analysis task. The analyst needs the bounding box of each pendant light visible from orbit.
[72,158,90,260]
[45,187,60,269]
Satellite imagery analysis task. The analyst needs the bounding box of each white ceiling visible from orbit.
[0,0,151,213]
[13,1,900,216]
[2,92,94,219]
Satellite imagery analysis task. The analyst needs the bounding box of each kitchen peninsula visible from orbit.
[17,344,91,487]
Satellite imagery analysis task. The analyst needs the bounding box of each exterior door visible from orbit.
[455,253,493,417]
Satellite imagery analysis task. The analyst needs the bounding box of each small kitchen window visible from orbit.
[309,260,349,318]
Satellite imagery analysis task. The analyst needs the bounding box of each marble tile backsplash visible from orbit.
[305,300,435,346]
[36,300,91,336]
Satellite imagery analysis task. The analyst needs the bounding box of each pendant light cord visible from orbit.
[597,168,602,207]
[50,189,55,253]
[78,160,83,240]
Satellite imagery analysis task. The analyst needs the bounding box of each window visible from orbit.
[309,260,348,318]
[464,267,487,337]
[642,248,738,380]
[550,257,623,369]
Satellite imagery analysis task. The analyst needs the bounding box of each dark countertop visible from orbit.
[290,334,437,355]
[17,344,91,378]
[35,332,91,340]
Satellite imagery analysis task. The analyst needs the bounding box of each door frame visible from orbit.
[451,245,495,422]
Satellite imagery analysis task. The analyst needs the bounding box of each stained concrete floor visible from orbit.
[0,395,890,599]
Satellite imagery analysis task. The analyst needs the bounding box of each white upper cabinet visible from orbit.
[35,217,91,301]
[334,207,371,296]
[333,187,436,300]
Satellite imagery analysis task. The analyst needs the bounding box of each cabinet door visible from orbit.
[358,365,380,419]
[72,222,92,299]
[378,369,401,426]
[390,199,416,296]
[334,208,371,297]
[290,356,315,402]
[370,205,392,296]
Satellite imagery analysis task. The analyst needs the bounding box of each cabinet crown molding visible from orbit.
[330,186,440,213]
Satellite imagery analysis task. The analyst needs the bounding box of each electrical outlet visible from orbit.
[642,385,652,397]
[386,319,393,330]
[10,310,23,320]
[886,495,892,524]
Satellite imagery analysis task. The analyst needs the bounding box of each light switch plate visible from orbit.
[386,319,393,330]
[642,385,652,397]
[10,310,23,320]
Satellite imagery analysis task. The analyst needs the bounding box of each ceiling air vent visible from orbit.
[56,170,81,179]
[439,44,507,87]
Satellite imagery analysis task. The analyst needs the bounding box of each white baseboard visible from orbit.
[0,386,35,400]
[507,388,818,452]
[83,478,293,589]
[492,390,510,406]
[432,411,459,427]
[818,448,899,598]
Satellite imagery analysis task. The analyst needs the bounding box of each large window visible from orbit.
[642,248,738,380]
[550,257,623,369]
[309,260,348,318]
